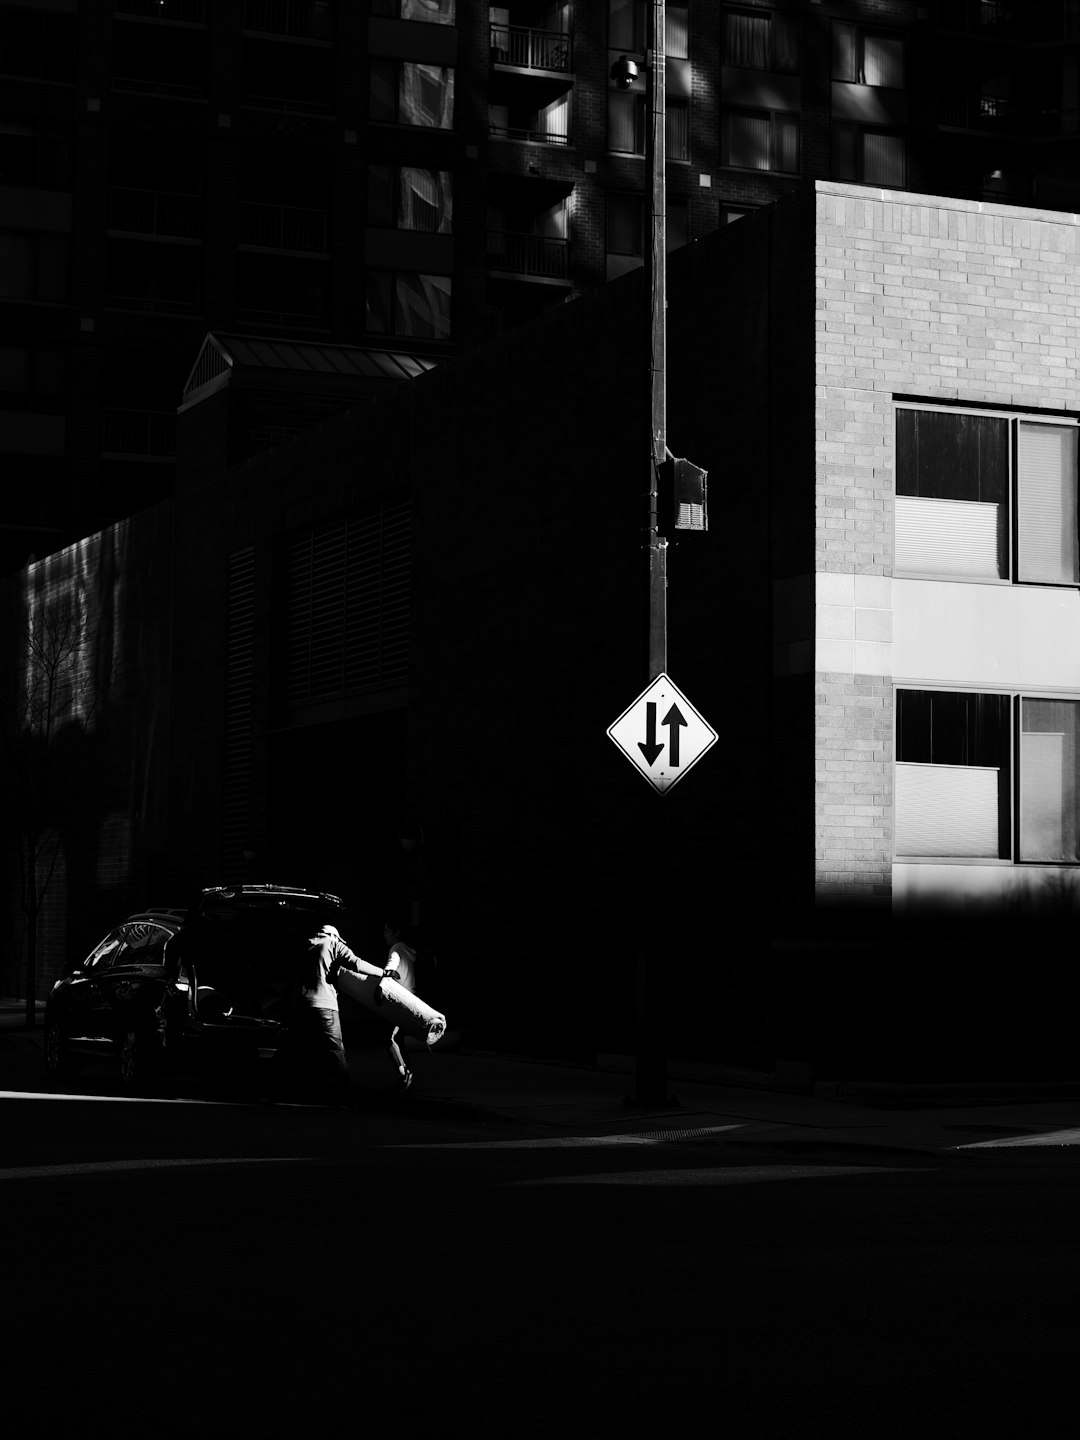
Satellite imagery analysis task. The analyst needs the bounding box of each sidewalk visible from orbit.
[342,1042,1080,1157]
[6,1001,1079,1155]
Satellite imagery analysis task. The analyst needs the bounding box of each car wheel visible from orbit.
[44,1018,80,1082]
[118,1025,159,1093]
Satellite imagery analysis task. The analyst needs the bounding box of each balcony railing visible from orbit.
[487,230,569,280]
[491,24,573,73]
[488,121,570,147]
[115,0,208,22]
[937,92,1023,131]
[109,187,202,239]
[238,201,328,252]
[242,0,334,42]
[102,409,177,457]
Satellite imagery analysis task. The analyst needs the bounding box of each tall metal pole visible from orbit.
[645,0,667,681]
[636,0,668,1107]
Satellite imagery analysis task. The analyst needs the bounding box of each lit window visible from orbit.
[721,108,799,173]
[723,8,799,72]
[895,406,1080,586]
[831,123,906,187]
[370,60,454,128]
[896,689,1080,864]
[832,22,905,88]
[366,271,451,339]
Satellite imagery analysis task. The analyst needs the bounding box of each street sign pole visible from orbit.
[637,0,668,1107]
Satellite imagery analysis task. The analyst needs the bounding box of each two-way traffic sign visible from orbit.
[606,672,718,794]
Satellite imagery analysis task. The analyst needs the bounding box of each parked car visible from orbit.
[43,883,350,1092]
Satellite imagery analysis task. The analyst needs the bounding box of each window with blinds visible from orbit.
[895,688,1011,859]
[896,688,1080,865]
[895,406,1079,586]
[1017,423,1080,585]
[278,503,410,711]
[721,108,800,173]
[832,22,905,88]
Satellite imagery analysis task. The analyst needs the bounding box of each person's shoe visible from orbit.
[395,1068,414,1094]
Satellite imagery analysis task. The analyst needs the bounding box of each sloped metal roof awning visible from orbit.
[180,332,439,409]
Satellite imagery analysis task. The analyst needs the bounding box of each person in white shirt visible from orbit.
[382,917,419,1092]
[284,922,390,1100]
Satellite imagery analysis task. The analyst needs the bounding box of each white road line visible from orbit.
[385,1124,746,1150]
[958,1127,1080,1149]
[0,1157,313,1181]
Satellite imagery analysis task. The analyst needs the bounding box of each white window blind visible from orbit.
[895,763,1000,858]
[1020,731,1065,859]
[894,494,1002,577]
[1017,423,1079,585]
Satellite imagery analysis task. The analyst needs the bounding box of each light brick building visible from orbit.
[4,180,1079,1082]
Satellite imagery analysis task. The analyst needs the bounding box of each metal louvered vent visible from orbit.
[223,547,256,880]
[280,502,410,709]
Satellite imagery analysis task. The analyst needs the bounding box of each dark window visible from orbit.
[236,252,329,327]
[0,123,71,188]
[365,270,451,339]
[0,344,64,409]
[609,0,689,58]
[243,36,334,112]
[831,123,907,187]
[723,8,799,72]
[605,192,688,256]
[0,7,77,84]
[608,94,689,159]
[105,239,203,316]
[0,231,69,302]
[111,20,208,98]
[721,108,800,173]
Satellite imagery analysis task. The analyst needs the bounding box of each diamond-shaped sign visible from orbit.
[607,672,718,794]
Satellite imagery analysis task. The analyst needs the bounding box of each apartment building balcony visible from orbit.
[937,0,1079,40]
[108,187,203,241]
[242,0,334,44]
[486,230,569,284]
[937,92,1025,133]
[102,408,177,460]
[114,0,208,23]
[491,23,573,75]
[238,201,328,255]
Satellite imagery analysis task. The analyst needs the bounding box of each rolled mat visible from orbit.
[335,970,447,1048]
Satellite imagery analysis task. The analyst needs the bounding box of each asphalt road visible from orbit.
[3,1034,1078,1440]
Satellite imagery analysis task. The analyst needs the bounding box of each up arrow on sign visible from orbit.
[607,673,717,794]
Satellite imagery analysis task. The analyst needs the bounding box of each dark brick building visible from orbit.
[3,0,1078,570]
